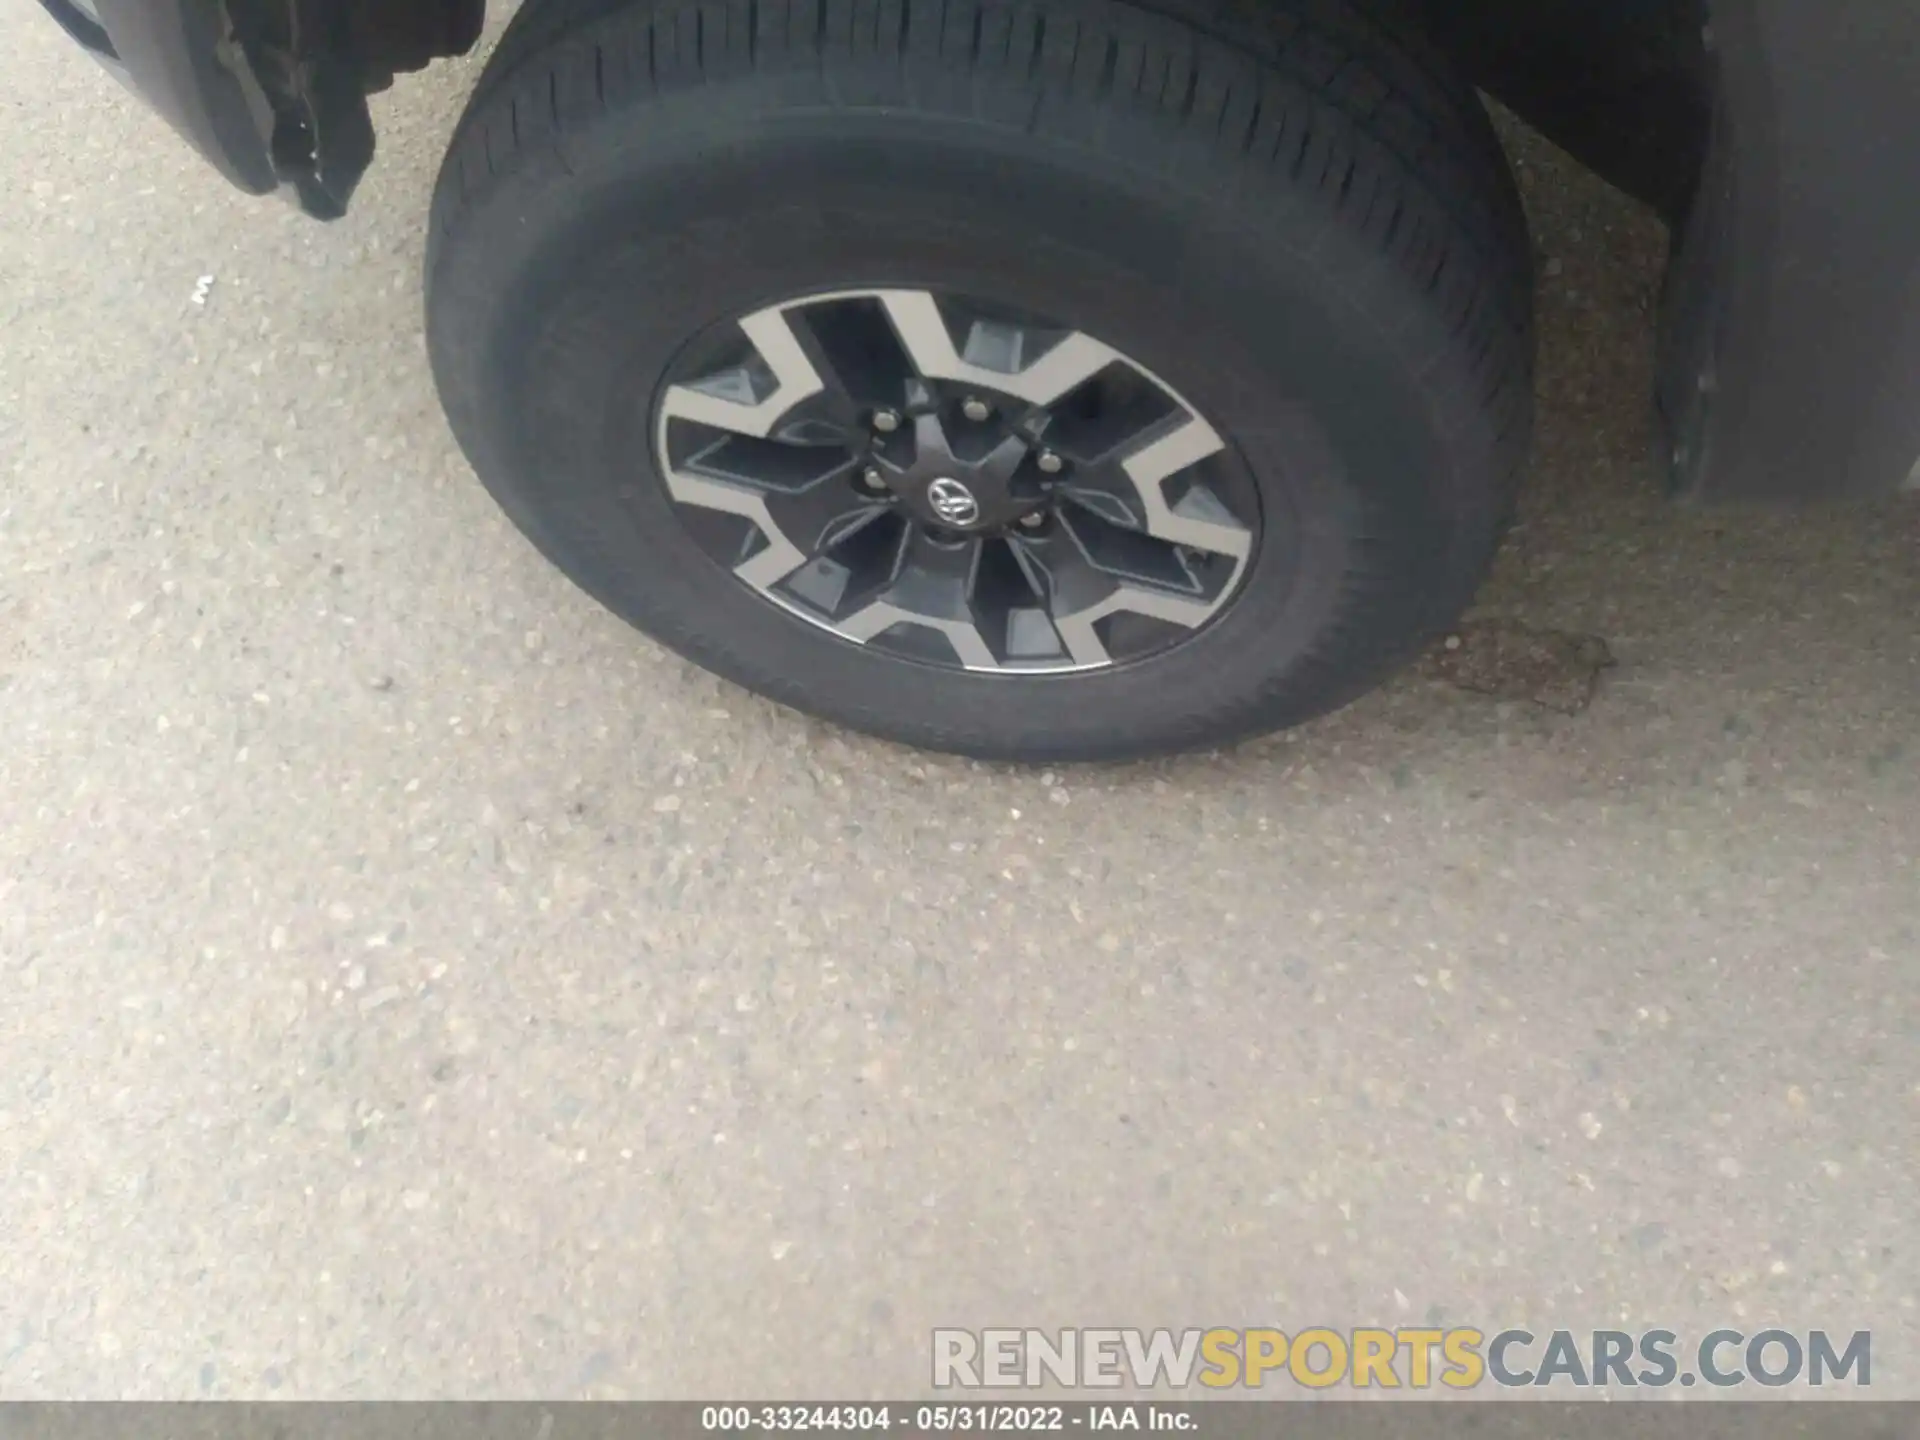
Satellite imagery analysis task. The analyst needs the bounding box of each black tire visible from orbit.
[425,0,1534,762]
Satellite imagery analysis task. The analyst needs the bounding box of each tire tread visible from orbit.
[427,0,1536,760]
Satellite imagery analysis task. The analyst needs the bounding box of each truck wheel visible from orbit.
[425,0,1533,761]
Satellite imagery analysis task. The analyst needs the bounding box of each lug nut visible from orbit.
[1018,510,1048,530]
[860,466,889,493]
[1036,450,1064,475]
[871,409,901,434]
[961,396,992,423]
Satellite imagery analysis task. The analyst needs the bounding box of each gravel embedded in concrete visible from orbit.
[0,6,1915,1399]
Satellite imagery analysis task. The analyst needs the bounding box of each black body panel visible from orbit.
[1661,1,1920,500]
[1408,0,1711,222]
[50,0,281,197]
[32,0,1920,499]
[39,0,483,218]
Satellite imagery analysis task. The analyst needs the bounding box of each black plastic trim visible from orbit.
[1664,1,1920,500]
[86,0,281,198]
[37,0,116,58]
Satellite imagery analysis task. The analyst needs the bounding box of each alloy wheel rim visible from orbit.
[652,288,1262,673]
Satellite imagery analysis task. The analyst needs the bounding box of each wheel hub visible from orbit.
[652,287,1261,673]
[873,401,1047,533]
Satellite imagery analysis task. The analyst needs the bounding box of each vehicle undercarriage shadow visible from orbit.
[1169,117,1920,811]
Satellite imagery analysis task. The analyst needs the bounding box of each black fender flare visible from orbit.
[1663,1,1920,500]
[53,0,482,218]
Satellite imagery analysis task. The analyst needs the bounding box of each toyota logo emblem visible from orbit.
[926,477,981,527]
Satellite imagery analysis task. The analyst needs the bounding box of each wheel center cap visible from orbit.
[875,408,1044,530]
[925,477,982,527]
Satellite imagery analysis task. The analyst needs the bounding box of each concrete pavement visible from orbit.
[1,6,1916,1398]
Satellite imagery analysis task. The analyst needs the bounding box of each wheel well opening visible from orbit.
[1403,0,1712,223]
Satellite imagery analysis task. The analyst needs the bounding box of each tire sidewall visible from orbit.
[431,86,1495,758]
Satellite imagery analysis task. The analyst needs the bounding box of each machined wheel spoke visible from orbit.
[671,431,877,591]
[654,287,1259,674]
[1059,416,1251,561]
[839,530,1000,670]
[657,308,824,439]
[746,479,888,591]
[774,302,919,440]
[1015,519,1218,667]
[754,469,884,556]
[876,291,1117,407]
[1121,416,1252,558]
